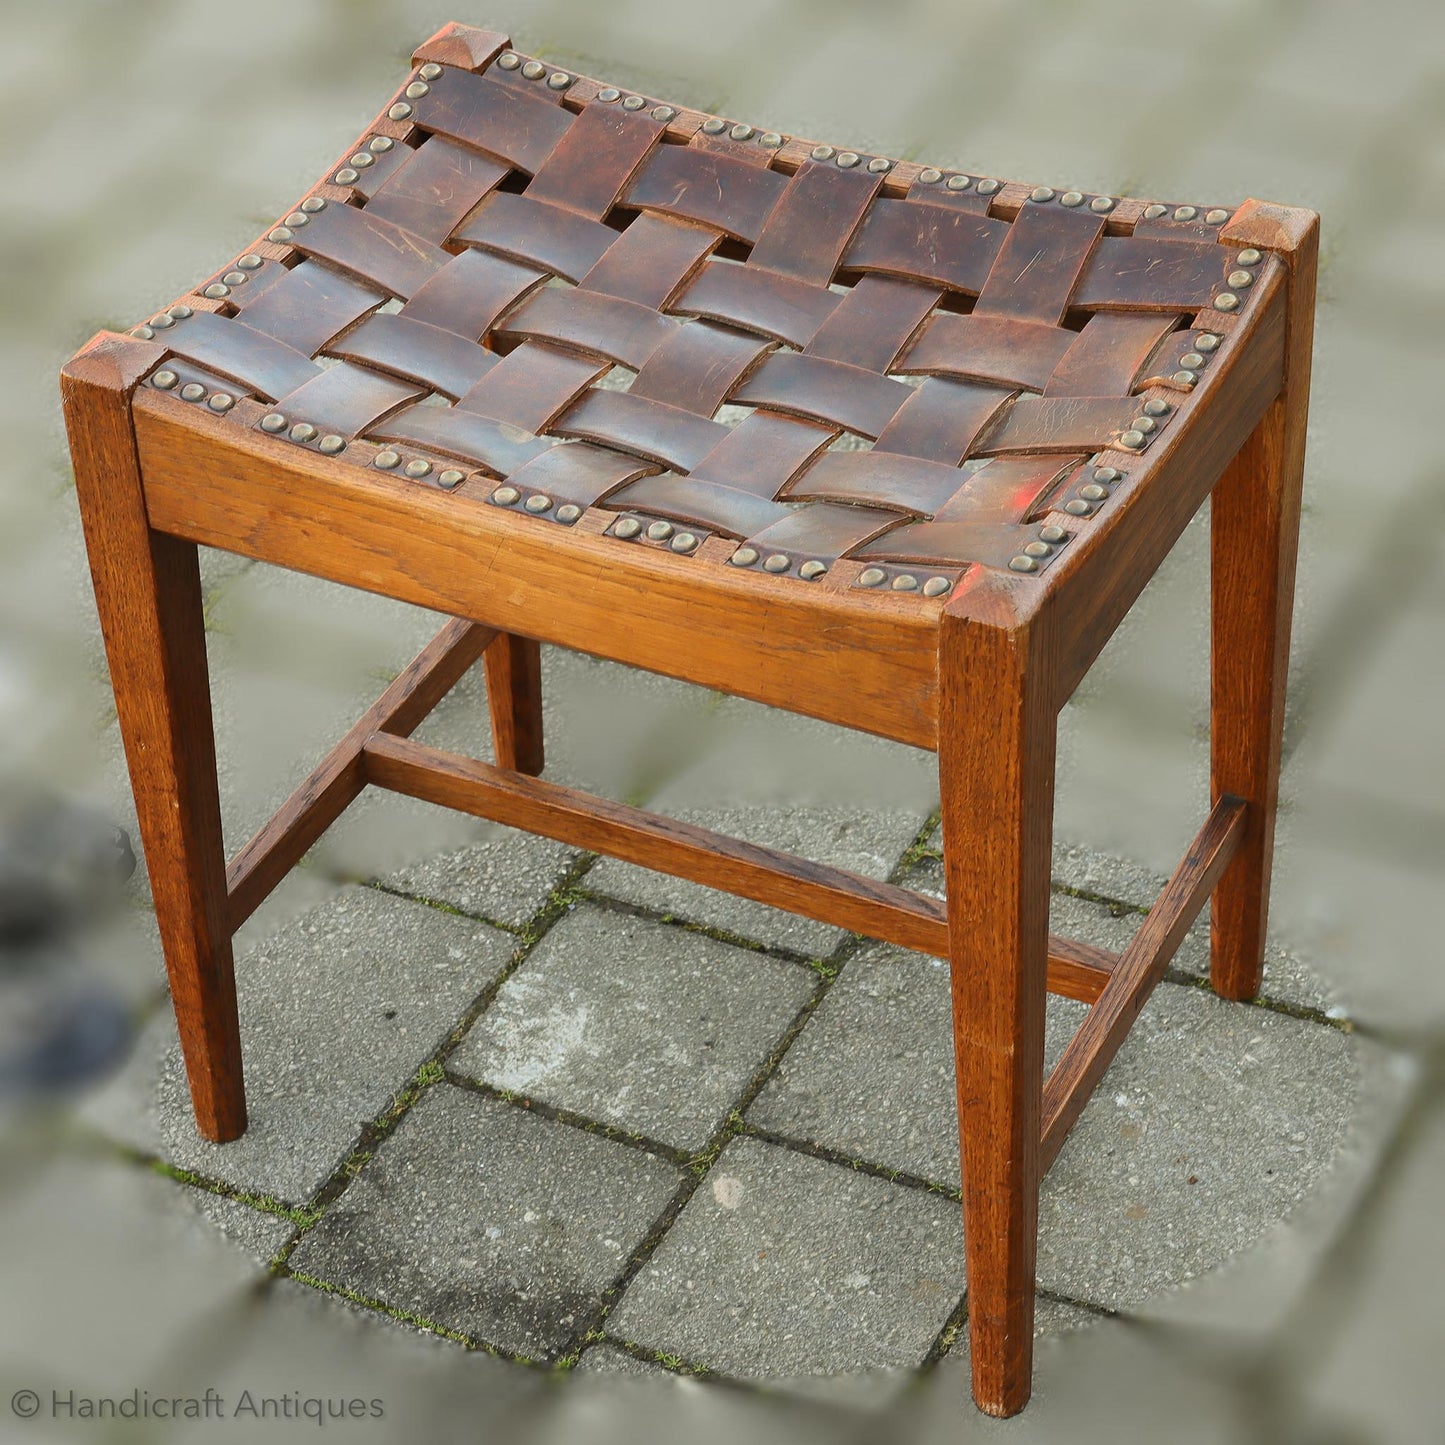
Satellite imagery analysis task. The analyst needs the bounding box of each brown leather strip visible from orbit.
[629,323,772,415]
[731,352,913,438]
[1072,236,1223,310]
[674,258,841,346]
[580,213,719,308]
[743,501,902,561]
[270,362,425,438]
[328,313,499,397]
[408,66,573,172]
[874,378,1016,465]
[342,140,413,201]
[806,274,943,371]
[496,286,681,370]
[785,450,968,516]
[371,401,555,473]
[842,198,1008,293]
[623,144,788,242]
[525,102,666,219]
[906,176,991,214]
[552,388,731,471]
[291,201,448,298]
[1044,312,1183,397]
[230,259,386,355]
[972,203,1106,325]
[688,412,836,497]
[931,456,1073,522]
[603,472,794,537]
[897,312,1076,390]
[976,395,1138,454]
[456,192,617,282]
[362,137,507,242]
[401,249,546,337]
[156,311,321,398]
[455,346,607,433]
[502,441,660,506]
[851,518,1065,568]
[748,160,882,284]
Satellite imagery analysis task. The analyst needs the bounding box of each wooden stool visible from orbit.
[61,23,1316,1417]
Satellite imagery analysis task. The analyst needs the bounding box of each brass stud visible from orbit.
[180,383,206,402]
[237,254,263,269]
[918,167,942,184]
[405,81,429,99]
[867,156,891,173]
[317,434,344,453]
[730,123,754,141]
[130,325,155,339]
[521,61,545,80]
[1206,208,1230,224]
[289,422,317,442]
[1172,370,1199,387]
[646,520,674,541]
[207,393,235,413]
[612,517,641,538]
[1142,203,1167,219]
[1195,333,1221,351]
[975,178,1000,194]
[285,211,309,227]
[704,118,728,135]
[622,95,646,111]
[1030,186,1056,203]
[1120,429,1146,449]
[370,137,395,153]
[730,546,759,566]
[1214,292,1239,311]
[1174,205,1198,221]
[1023,541,1052,559]
[652,105,676,122]
[922,576,951,597]
[799,559,827,580]
[267,227,293,244]
[892,573,919,591]
[402,459,431,478]
[1090,195,1115,213]
[498,53,521,70]
[1064,498,1092,516]
[523,492,551,511]
[203,283,230,299]
[1143,398,1171,417]
[857,567,886,588]
[811,145,834,160]
[1179,351,1205,369]
[491,484,521,504]
[1061,190,1084,207]
[670,531,699,553]
[261,413,287,432]
[168,305,193,319]
[1237,248,1262,266]
[598,87,621,103]
[945,174,971,191]
[152,370,178,389]
[836,151,860,168]
[418,63,443,81]
[761,132,784,147]
[388,102,413,120]
[555,502,581,520]
[301,199,328,216]
[543,72,571,91]
[1080,482,1109,501]
[1038,524,1067,544]
[1094,467,1121,483]
[439,469,465,488]
[149,313,174,329]
[334,168,359,185]
[1132,416,1157,434]
[763,553,790,572]
[1008,555,1039,573]
[373,450,401,469]
[1227,268,1254,288]
[349,152,374,168]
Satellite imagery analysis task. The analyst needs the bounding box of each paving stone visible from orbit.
[183,1187,297,1265]
[289,1085,681,1360]
[745,942,1359,1312]
[572,1344,681,1379]
[453,905,815,1151]
[587,806,926,956]
[608,1136,965,1384]
[79,886,513,1203]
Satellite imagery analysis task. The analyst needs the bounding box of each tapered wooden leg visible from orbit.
[939,586,1056,1417]
[62,335,245,1142]
[483,633,545,776]
[1210,207,1318,1002]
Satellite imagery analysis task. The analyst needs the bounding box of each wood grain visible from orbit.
[483,632,545,776]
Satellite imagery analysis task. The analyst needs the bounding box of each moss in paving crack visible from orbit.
[140,1156,319,1225]
[285,1269,488,1353]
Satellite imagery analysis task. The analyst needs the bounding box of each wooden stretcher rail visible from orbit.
[361,728,1118,1002]
[225,618,494,930]
[1039,795,1248,1170]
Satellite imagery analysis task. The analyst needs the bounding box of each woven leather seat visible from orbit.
[62,22,1318,1419]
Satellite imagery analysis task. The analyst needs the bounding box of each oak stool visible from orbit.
[61,23,1317,1417]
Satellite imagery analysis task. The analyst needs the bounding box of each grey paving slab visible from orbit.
[289,1085,681,1360]
[608,1136,965,1384]
[587,805,926,956]
[183,1187,297,1264]
[573,1344,680,1379]
[453,905,815,1151]
[79,886,513,1203]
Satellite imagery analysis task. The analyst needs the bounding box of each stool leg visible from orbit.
[62,336,246,1142]
[483,633,544,776]
[939,595,1055,1417]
